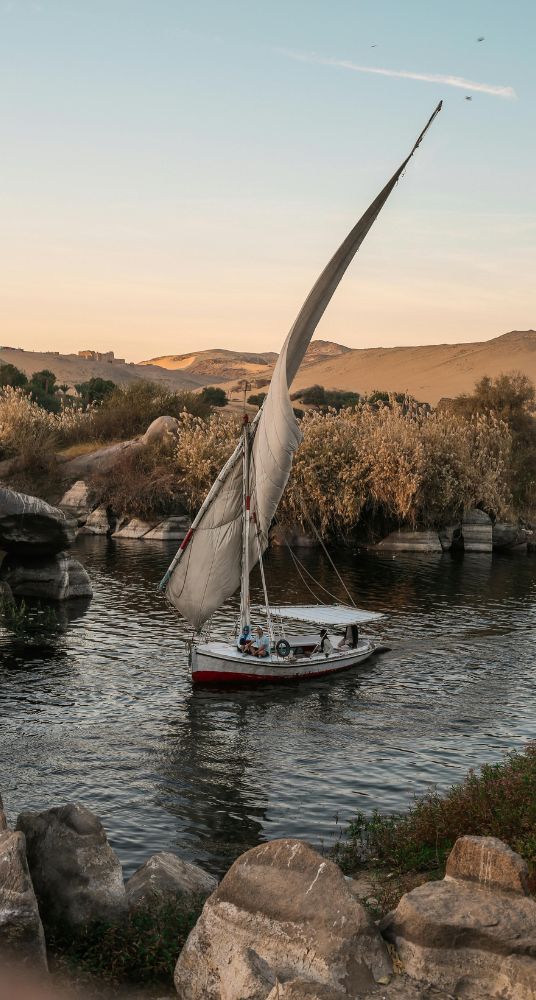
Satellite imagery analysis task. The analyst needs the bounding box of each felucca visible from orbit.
[161,103,442,683]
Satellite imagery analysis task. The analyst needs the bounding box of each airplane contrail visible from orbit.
[281,49,517,99]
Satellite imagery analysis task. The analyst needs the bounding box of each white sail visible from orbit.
[163,103,441,630]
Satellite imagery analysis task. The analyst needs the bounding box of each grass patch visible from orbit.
[333,743,536,889]
[49,897,204,987]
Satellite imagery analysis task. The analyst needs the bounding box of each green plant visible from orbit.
[333,743,536,886]
[0,362,28,388]
[200,386,228,407]
[49,897,204,985]
[0,596,58,638]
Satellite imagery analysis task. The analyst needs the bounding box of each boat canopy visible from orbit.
[255,604,385,626]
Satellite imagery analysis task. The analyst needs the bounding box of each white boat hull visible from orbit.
[191,639,376,684]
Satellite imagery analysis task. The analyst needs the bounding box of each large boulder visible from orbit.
[58,480,90,523]
[1,553,93,600]
[0,829,48,971]
[16,803,127,930]
[0,488,76,557]
[174,839,392,1000]
[62,439,142,479]
[461,508,492,553]
[438,524,463,552]
[112,517,158,539]
[264,982,348,1000]
[382,836,536,998]
[492,521,532,551]
[141,415,179,445]
[375,530,442,553]
[143,516,190,541]
[445,835,530,896]
[270,525,317,548]
[125,852,217,910]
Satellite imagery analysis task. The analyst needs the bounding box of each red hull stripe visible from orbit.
[192,662,357,684]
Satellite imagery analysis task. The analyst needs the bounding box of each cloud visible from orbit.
[281,49,517,99]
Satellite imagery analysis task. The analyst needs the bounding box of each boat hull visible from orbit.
[191,640,376,684]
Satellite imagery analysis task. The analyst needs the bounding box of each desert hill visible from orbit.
[139,340,350,385]
[288,330,536,406]
[0,347,209,391]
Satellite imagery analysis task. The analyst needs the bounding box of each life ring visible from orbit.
[275,638,291,658]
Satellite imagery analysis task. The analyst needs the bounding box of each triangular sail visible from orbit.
[163,103,442,630]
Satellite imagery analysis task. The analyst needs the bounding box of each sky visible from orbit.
[0,0,534,361]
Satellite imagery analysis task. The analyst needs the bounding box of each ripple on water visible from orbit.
[1,537,535,876]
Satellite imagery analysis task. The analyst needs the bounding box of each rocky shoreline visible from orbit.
[1,788,535,998]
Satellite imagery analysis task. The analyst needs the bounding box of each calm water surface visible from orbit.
[1,538,535,877]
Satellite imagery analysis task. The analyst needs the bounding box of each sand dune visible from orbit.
[290,330,536,405]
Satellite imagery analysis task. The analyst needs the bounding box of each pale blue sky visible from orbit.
[0,0,534,359]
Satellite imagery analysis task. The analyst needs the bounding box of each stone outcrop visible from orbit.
[461,508,492,553]
[143,516,190,541]
[62,439,142,479]
[125,852,217,910]
[58,480,90,523]
[1,553,93,600]
[382,836,536,999]
[0,488,76,557]
[0,829,48,971]
[112,517,158,539]
[17,803,127,930]
[375,530,442,553]
[78,506,112,535]
[438,523,463,552]
[141,415,179,445]
[270,526,317,548]
[174,838,392,1000]
[492,521,532,551]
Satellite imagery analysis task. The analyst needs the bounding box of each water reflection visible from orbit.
[1,537,535,876]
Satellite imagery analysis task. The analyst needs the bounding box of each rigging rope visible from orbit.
[297,495,357,608]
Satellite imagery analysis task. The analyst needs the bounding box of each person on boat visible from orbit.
[338,624,359,649]
[251,626,270,657]
[318,628,333,656]
[238,623,253,652]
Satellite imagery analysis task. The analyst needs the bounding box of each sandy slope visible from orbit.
[0,348,208,391]
[289,330,536,405]
[139,340,350,382]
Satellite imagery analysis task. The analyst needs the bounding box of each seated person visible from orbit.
[338,624,358,649]
[238,623,252,652]
[251,626,270,657]
[318,628,333,656]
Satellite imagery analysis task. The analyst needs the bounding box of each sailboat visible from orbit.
[161,103,442,684]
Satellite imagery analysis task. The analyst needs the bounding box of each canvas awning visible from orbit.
[254,604,385,626]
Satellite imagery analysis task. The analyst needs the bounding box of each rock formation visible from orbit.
[382,836,536,998]
[0,487,92,600]
[174,838,392,1000]
[0,828,48,972]
[461,508,493,553]
[16,803,127,930]
[125,852,217,910]
[141,415,179,445]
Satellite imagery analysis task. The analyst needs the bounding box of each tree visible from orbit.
[75,377,116,407]
[0,363,28,389]
[291,384,361,411]
[247,392,266,408]
[200,386,228,407]
[28,369,60,412]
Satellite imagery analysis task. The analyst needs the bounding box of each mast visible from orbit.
[239,414,251,632]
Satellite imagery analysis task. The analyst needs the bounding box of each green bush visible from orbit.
[333,743,536,885]
[49,897,204,986]
[200,385,228,407]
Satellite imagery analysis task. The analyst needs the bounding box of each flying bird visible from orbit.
[477,36,485,42]
[371,43,377,47]
[465,95,473,101]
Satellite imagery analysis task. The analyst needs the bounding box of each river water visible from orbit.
[1,537,535,877]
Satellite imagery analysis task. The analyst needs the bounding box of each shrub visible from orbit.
[292,384,361,410]
[75,377,116,407]
[89,439,184,520]
[333,743,536,883]
[49,896,204,986]
[200,386,228,407]
[175,410,241,511]
[0,362,28,388]
[247,392,266,408]
[85,382,209,443]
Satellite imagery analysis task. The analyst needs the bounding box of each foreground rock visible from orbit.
[174,839,392,999]
[112,517,158,539]
[383,836,536,998]
[0,829,47,971]
[0,488,76,556]
[78,506,112,536]
[125,852,217,910]
[58,480,91,523]
[143,516,190,541]
[0,792,7,832]
[62,439,142,479]
[265,982,347,1000]
[1,553,93,600]
[17,803,127,930]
